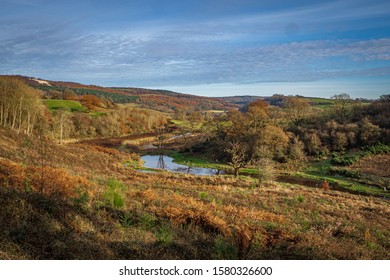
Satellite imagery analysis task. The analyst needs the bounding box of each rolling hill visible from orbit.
[1,75,236,113]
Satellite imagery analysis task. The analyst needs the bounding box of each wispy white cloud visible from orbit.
[0,0,389,92]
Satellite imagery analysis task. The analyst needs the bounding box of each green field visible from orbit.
[44,99,87,112]
[305,97,334,109]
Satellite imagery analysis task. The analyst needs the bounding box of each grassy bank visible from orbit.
[301,160,389,198]
[147,150,230,171]
[148,150,389,198]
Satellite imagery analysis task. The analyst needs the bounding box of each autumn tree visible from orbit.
[332,93,351,121]
[63,89,78,100]
[287,136,307,170]
[332,132,348,151]
[256,125,289,159]
[246,99,269,130]
[256,158,275,186]
[283,96,310,126]
[225,140,253,177]
[359,118,381,145]
[304,132,323,156]
[0,77,45,135]
[46,89,62,99]
[51,110,74,144]
[188,111,204,130]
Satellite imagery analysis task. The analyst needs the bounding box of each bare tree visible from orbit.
[52,109,73,144]
[156,126,166,149]
[0,77,44,135]
[225,140,252,177]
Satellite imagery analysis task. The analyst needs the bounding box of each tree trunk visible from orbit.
[17,97,23,134]
[59,111,64,144]
[26,111,31,135]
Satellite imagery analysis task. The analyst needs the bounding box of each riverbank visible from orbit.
[141,149,390,199]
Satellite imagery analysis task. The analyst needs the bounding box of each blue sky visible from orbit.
[0,0,389,98]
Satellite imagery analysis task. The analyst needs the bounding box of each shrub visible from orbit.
[199,191,209,200]
[364,144,390,154]
[321,179,330,190]
[331,144,390,166]
[139,213,156,230]
[331,154,359,166]
[214,236,238,260]
[103,178,126,209]
[296,195,305,203]
[155,222,173,245]
[119,212,134,227]
[256,158,274,186]
[112,192,125,209]
[329,167,360,178]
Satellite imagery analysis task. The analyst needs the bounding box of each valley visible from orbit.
[0,75,389,260]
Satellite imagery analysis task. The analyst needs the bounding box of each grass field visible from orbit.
[44,99,87,112]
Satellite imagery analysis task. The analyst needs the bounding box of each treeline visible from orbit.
[66,105,167,140]
[36,85,139,104]
[0,77,168,141]
[197,94,389,176]
[0,77,46,135]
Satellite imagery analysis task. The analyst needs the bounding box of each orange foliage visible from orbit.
[152,205,231,236]
[322,179,330,190]
[0,159,95,198]
[90,145,121,156]
[79,94,106,110]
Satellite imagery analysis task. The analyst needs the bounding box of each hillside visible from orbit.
[0,75,389,260]
[0,127,389,260]
[218,94,336,109]
[1,75,235,113]
[2,75,345,112]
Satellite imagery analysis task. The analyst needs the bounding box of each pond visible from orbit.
[141,155,224,176]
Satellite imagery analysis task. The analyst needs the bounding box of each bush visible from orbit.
[139,213,156,230]
[331,154,359,166]
[321,179,330,190]
[214,236,238,260]
[364,144,390,155]
[103,178,126,209]
[256,158,274,186]
[331,144,390,166]
[329,167,360,178]
[155,222,173,245]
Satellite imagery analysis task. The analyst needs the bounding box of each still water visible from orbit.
[141,155,223,176]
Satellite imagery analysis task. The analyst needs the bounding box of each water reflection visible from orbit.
[141,155,224,176]
[157,154,166,169]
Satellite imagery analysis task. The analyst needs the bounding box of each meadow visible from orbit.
[43,99,87,112]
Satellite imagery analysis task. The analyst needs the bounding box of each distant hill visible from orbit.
[217,94,336,109]
[215,95,266,107]
[3,75,356,112]
[1,75,236,113]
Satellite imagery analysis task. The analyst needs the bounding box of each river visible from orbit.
[141,155,224,176]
